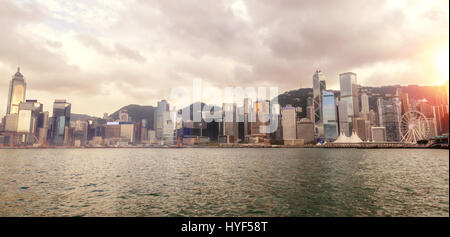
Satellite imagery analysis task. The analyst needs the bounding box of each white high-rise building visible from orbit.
[222,103,239,141]
[17,100,43,144]
[338,100,350,136]
[154,100,175,144]
[281,106,297,140]
[361,92,370,115]
[339,72,359,131]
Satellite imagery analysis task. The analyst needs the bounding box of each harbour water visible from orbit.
[0,148,448,217]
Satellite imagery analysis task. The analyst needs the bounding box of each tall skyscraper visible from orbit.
[338,100,350,136]
[17,100,43,144]
[312,70,326,125]
[72,120,88,146]
[222,103,239,141]
[251,100,270,136]
[52,99,71,145]
[296,118,315,144]
[377,98,401,141]
[355,118,369,141]
[339,72,359,131]
[400,92,410,115]
[243,98,251,138]
[154,100,174,144]
[360,92,370,116]
[322,91,338,140]
[37,111,49,145]
[6,67,27,115]
[281,106,296,140]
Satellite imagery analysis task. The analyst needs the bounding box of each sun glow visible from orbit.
[435,48,449,85]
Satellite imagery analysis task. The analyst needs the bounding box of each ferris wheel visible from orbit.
[400,111,430,143]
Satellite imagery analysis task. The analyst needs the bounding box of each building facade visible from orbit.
[322,91,338,141]
[281,106,296,140]
[339,72,359,132]
[52,99,71,145]
[7,67,27,115]
[377,98,402,141]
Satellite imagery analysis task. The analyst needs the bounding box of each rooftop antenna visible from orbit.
[17,54,21,72]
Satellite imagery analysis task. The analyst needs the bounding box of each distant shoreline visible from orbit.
[0,144,448,150]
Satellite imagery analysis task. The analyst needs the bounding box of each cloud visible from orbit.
[0,0,448,117]
[75,33,146,63]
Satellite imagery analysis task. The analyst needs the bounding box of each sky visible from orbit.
[0,0,448,117]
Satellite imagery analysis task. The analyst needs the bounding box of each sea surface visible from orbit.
[0,148,448,217]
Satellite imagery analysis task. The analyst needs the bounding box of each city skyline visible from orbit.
[0,0,449,117]
[1,61,448,148]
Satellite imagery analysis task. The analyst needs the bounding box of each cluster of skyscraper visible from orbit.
[0,67,448,147]
[304,70,449,144]
[0,67,73,146]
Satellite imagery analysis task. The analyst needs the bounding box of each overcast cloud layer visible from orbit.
[0,0,448,116]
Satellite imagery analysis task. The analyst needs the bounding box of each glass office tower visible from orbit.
[52,99,71,145]
[322,91,338,140]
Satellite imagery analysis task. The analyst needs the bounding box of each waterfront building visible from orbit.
[148,130,156,144]
[51,99,71,146]
[243,98,251,139]
[6,67,26,115]
[63,126,74,146]
[272,114,283,142]
[251,100,270,136]
[361,92,370,114]
[322,91,338,141]
[155,100,168,139]
[377,98,402,141]
[306,105,314,123]
[371,127,387,142]
[400,92,410,115]
[433,105,449,135]
[105,122,121,138]
[17,100,43,144]
[95,125,106,138]
[222,103,239,142]
[72,120,88,146]
[369,109,378,126]
[360,92,370,120]
[281,106,296,140]
[355,118,369,141]
[140,119,149,143]
[87,120,95,141]
[312,70,326,125]
[296,118,315,144]
[4,114,19,132]
[154,100,175,144]
[339,72,359,131]
[37,111,49,145]
[417,99,434,118]
[425,118,437,139]
[120,122,134,143]
[338,100,350,136]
